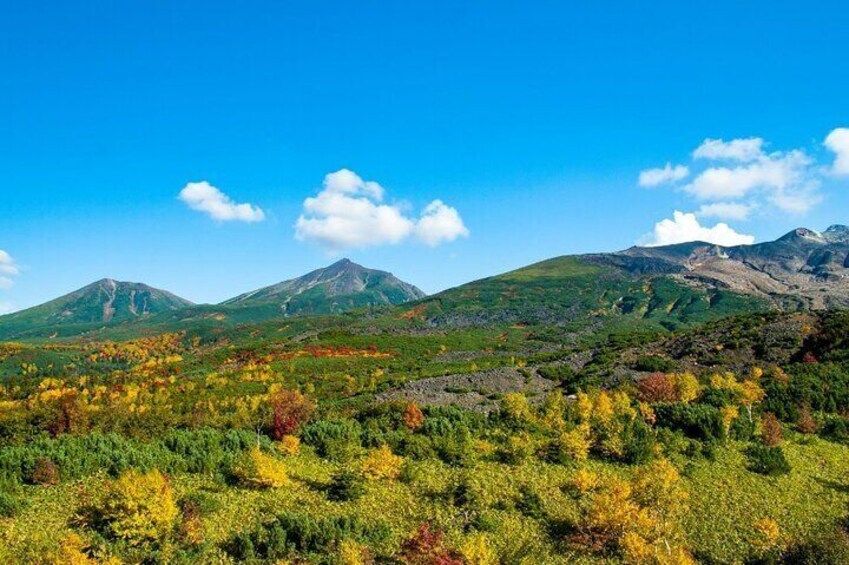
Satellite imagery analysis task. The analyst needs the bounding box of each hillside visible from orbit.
[0,279,192,340]
[222,258,425,316]
[618,224,849,309]
[403,225,849,331]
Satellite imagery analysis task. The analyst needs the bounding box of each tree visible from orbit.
[268,389,315,440]
[99,469,179,545]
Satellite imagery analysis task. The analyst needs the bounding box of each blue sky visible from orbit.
[1,1,848,312]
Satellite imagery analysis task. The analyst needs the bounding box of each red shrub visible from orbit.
[635,372,678,403]
[400,523,463,565]
[269,390,315,440]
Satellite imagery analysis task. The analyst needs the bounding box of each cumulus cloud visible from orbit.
[0,250,19,290]
[696,202,753,221]
[693,137,765,162]
[414,200,470,246]
[825,127,849,175]
[178,181,265,222]
[684,149,818,213]
[295,169,469,251]
[644,211,755,247]
[638,163,689,187]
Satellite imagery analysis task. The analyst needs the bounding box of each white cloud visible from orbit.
[0,250,19,289]
[295,169,468,251]
[825,127,849,175]
[414,200,470,246]
[644,211,755,247]
[178,181,265,223]
[0,250,18,276]
[638,163,689,187]
[696,202,753,221]
[693,137,765,162]
[684,149,817,213]
[0,302,14,315]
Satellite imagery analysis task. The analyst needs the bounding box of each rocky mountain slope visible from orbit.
[405,225,849,330]
[615,224,849,309]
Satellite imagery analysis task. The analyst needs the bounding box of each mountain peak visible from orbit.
[0,279,192,338]
[222,261,425,316]
[778,227,823,242]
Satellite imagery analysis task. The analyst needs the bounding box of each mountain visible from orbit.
[403,225,849,331]
[0,279,193,340]
[221,259,426,316]
[617,224,849,309]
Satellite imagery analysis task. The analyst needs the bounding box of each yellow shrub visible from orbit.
[361,444,403,480]
[233,446,289,488]
[571,468,601,493]
[338,538,372,565]
[501,392,533,424]
[557,425,592,461]
[461,532,498,565]
[53,533,96,565]
[277,434,301,455]
[100,469,179,545]
[752,517,782,551]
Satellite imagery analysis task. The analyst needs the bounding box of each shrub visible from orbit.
[554,426,591,463]
[403,402,425,431]
[797,404,818,434]
[653,403,725,442]
[268,389,315,440]
[499,434,535,465]
[361,445,403,480]
[634,355,675,373]
[98,469,179,545]
[500,392,533,427]
[780,528,849,565]
[746,445,790,476]
[636,372,678,403]
[460,533,497,565]
[327,469,366,502]
[400,523,463,565]
[302,419,363,461]
[232,446,289,488]
[0,491,23,517]
[277,434,301,455]
[760,413,783,447]
[28,457,59,485]
[224,513,391,560]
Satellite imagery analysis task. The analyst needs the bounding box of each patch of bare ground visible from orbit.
[376,367,556,412]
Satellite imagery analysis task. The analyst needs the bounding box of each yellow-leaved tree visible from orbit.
[99,469,179,546]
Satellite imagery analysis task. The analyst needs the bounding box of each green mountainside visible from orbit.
[0,279,192,340]
[222,258,425,315]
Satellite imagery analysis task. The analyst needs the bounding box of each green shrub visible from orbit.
[0,491,24,517]
[326,470,366,502]
[224,512,391,560]
[301,419,363,461]
[653,403,726,442]
[746,445,791,476]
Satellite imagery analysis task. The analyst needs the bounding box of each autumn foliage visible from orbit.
[400,523,463,565]
[269,389,315,440]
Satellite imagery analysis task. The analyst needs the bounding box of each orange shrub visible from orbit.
[403,402,425,431]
